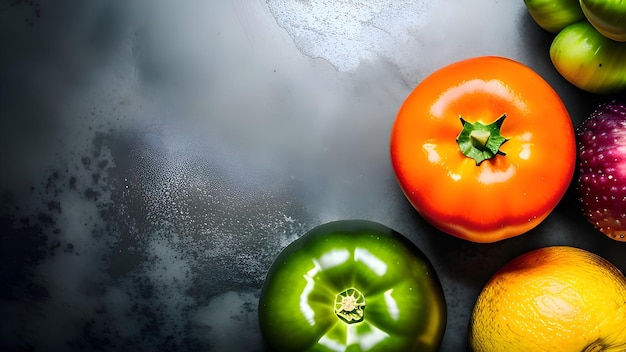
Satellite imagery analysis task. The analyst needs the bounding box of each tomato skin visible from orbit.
[580,0,626,42]
[523,0,584,33]
[390,56,576,243]
[550,21,626,94]
[258,220,447,351]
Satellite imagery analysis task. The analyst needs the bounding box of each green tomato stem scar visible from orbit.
[335,288,365,323]
[457,113,509,165]
[470,129,491,148]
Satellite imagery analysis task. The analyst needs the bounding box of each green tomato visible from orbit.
[258,220,446,352]
[580,0,626,42]
[524,0,584,33]
[550,21,626,94]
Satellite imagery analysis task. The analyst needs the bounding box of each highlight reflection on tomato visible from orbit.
[390,56,576,243]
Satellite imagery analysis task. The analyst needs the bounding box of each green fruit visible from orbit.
[550,21,626,94]
[524,0,585,33]
[258,220,447,351]
[580,0,626,42]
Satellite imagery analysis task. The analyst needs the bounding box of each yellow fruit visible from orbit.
[468,246,626,352]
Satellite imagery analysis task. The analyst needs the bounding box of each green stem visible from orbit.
[470,130,491,148]
[456,113,509,165]
[334,288,365,323]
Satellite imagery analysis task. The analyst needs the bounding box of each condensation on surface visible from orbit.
[265,0,438,71]
[115,126,307,282]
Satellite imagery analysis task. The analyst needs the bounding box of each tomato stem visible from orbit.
[470,130,491,148]
[457,113,509,165]
[334,288,365,324]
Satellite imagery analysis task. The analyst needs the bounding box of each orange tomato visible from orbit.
[390,56,576,243]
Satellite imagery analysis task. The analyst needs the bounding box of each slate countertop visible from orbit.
[1,1,625,351]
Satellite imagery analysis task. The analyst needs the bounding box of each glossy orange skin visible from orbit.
[390,56,576,243]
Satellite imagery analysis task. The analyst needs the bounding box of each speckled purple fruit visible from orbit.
[577,101,626,241]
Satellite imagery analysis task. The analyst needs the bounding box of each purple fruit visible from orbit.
[576,100,626,241]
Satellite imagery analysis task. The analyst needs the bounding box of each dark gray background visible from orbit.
[1,1,625,351]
